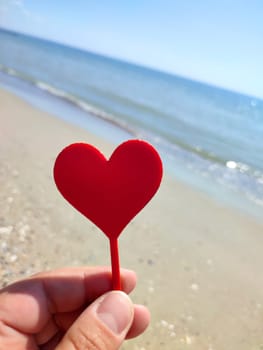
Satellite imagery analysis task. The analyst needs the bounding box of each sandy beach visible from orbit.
[1,87,263,349]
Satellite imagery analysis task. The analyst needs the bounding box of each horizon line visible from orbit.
[0,26,262,101]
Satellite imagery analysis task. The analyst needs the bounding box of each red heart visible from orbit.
[53,140,163,239]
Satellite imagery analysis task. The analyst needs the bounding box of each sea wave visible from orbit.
[0,64,135,135]
[34,81,136,135]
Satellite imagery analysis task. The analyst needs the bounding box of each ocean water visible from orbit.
[0,28,263,217]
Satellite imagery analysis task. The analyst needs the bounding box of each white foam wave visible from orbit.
[0,65,19,77]
[34,80,134,135]
[35,81,67,99]
[6,68,17,76]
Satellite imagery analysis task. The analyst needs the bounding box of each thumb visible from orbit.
[56,291,134,350]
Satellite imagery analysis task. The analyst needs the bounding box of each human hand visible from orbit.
[0,266,150,349]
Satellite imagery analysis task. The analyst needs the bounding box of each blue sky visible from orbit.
[1,0,263,98]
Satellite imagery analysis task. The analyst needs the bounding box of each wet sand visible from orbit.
[1,88,263,349]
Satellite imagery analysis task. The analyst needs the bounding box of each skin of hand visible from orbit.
[0,266,150,350]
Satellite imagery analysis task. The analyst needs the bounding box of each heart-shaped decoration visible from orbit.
[53,140,163,239]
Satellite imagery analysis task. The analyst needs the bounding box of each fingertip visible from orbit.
[120,268,137,293]
[96,291,134,335]
[58,291,135,350]
[126,304,150,339]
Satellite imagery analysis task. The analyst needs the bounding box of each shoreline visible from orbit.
[1,87,263,349]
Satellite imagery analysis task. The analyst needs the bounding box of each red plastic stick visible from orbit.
[109,238,121,290]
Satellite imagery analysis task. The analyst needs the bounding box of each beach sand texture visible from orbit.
[1,88,263,349]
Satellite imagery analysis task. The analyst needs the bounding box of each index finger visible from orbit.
[0,266,137,334]
[31,266,137,311]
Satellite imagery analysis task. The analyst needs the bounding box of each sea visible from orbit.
[0,28,263,218]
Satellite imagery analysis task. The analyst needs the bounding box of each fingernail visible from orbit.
[96,291,133,334]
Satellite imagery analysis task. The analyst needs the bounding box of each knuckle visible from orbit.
[67,326,109,350]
